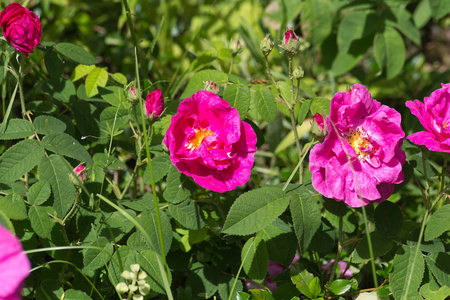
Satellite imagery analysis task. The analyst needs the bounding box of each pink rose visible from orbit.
[145,89,164,119]
[283,29,298,46]
[309,84,405,207]
[163,90,257,192]
[0,225,31,300]
[406,83,450,152]
[0,3,42,57]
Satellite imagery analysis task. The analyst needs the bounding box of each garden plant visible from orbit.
[0,0,449,299]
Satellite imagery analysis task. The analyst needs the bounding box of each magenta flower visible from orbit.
[163,90,257,192]
[321,260,352,279]
[74,164,86,182]
[406,83,450,152]
[0,3,42,57]
[309,84,405,207]
[283,29,297,46]
[0,225,31,300]
[145,89,164,119]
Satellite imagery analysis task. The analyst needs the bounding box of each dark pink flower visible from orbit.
[163,90,257,192]
[406,83,450,152]
[0,3,42,57]
[309,84,405,207]
[313,113,325,132]
[74,164,86,182]
[145,89,164,119]
[0,225,31,300]
[284,29,297,46]
[321,260,352,279]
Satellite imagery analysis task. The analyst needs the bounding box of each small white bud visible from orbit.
[138,271,147,280]
[130,264,140,273]
[115,282,129,294]
[139,283,151,296]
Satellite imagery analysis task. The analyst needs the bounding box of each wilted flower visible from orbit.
[309,84,405,207]
[260,35,274,57]
[164,90,257,192]
[0,225,31,300]
[0,3,42,57]
[406,83,450,153]
[145,89,164,119]
[74,164,86,183]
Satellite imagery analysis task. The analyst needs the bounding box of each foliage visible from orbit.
[0,0,449,300]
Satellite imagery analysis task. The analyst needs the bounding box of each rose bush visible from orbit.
[0,225,30,300]
[164,90,257,192]
[309,84,406,207]
[406,83,450,153]
[0,3,42,57]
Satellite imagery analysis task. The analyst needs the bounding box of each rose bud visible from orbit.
[145,88,164,119]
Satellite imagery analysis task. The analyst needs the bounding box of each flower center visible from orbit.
[443,120,450,129]
[187,128,214,149]
[346,128,373,158]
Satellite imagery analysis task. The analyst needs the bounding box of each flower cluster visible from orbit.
[0,3,42,57]
[0,225,31,300]
[164,90,257,192]
[309,84,406,207]
[116,264,150,300]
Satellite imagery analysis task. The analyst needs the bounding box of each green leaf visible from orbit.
[38,155,76,217]
[143,154,171,184]
[85,67,108,97]
[237,292,251,300]
[242,235,268,280]
[163,166,192,204]
[289,186,321,252]
[0,194,27,220]
[42,132,93,163]
[298,100,312,125]
[0,208,14,232]
[375,201,403,237]
[180,69,228,99]
[218,273,243,300]
[0,139,44,183]
[337,11,378,53]
[353,230,394,263]
[425,205,450,241]
[249,290,276,300]
[168,199,205,230]
[42,78,76,103]
[111,72,127,85]
[54,42,97,65]
[29,206,53,239]
[71,64,96,81]
[64,289,92,300]
[413,0,432,29]
[83,237,114,271]
[27,101,59,115]
[261,220,297,266]
[310,97,330,118]
[429,0,450,20]
[251,85,277,123]
[107,246,137,287]
[99,106,129,141]
[301,0,333,46]
[139,210,172,255]
[426,252,450,287]
[223,84,251,119]
[28,180,51,205]
[44,50,64,80]
[138,249,173,294]
[0,119,34,140]
[34,115,67,135]
[71,101,100,138]
[374,26,406,79]
[98,86,128,108]
[222,187,289,236]
[384,7,421,46]
[328,279,351,295]
[291,268,315,298]
[390,245,425,300]
[420,283,450,300]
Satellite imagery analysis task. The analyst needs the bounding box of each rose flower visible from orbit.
[309,84,405,207]
[406,83,450,153]
[0,3,42,57]
[164,90,257,192]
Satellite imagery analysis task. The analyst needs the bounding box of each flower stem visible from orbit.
[328,216,344,284]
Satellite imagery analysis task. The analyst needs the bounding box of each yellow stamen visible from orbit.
[346,129,371,157]
[186,128,214,149]
[443,120,450,129]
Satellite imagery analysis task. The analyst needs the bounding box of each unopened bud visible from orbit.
[127,87,138,104]
[145,89,164,119]
[260,35,274,56]
[121,270,135,281]
[133,295,144,300]
[130,264,140,274]
[139,283,151,296]
[138,271,147,281]
[129,284,138,293]
[115,282,129,294]
[230,38,243,55]
[311,113,327,141]
[293,66,304,79]
[203,80,220,94]
[281,29,300,55]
